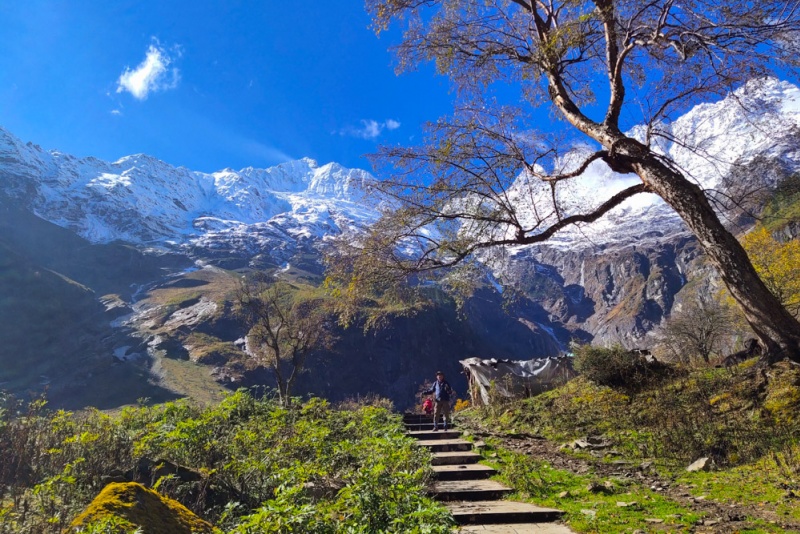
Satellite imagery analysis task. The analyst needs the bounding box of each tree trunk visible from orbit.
[609,138,800,362]
[274,369,289,407]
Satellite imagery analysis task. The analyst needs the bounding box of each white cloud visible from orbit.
[110,109,122,116]
[340,118,401,139]
[116,42,181,100]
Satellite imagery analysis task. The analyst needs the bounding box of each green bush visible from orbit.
[572,344,655,390]
[0,390,453,534]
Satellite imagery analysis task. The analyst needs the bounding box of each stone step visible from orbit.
[447,500,564,525]
[454,523,574,533]
[417,438,474,452]
[407,430,462,440]
[404,422,457,432]
[402,413,435,423]
[431,451,483,466]
[433,463,496,481]
[431,480,513,501]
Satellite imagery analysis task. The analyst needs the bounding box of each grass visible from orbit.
[478,441,703,533]
[678,443,800,522]
[153,357,228,407]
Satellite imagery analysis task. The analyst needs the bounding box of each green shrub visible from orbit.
[573,344,655,389]
[0,390,453,533]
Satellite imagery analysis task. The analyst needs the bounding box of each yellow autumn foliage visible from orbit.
[742,226,800,317]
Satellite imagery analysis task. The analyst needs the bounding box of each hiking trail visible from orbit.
[403,413,576,533]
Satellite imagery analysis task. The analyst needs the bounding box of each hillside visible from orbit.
[458,353,800,532]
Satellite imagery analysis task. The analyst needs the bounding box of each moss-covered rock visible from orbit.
[68,482,217,534]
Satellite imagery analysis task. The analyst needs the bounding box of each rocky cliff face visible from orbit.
[516,237,711,346]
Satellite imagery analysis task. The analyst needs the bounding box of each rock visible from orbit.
[686,457,712,472]
[616,501,638,508]
[569,436,611,450]
[587,482,613,494]
[558,491,570,498]
[68,482,216,534]
[134,457,204,486]
[580,509,596,519]
[644,518,664,524]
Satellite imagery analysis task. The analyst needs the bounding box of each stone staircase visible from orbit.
[403,413,574,534]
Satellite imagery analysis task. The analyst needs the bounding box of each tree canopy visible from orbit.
[328,0,800,360]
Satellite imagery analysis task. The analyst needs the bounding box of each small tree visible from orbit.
[237,276,335,407]
[660,296,737,364]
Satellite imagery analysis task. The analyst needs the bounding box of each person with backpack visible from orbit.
[424,370,454,431]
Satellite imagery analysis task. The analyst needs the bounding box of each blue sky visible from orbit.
[0,1,452,173]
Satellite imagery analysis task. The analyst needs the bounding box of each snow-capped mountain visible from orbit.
[3,78,800,408]
[0,129,377,265]
[2,79,799,266]
[523,77,800,250]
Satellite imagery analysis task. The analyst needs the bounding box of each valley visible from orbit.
[2,78,800,409]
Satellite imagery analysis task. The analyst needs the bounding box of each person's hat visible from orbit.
[436,370,444,375]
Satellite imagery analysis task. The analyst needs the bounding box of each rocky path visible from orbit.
[403,414,575,534]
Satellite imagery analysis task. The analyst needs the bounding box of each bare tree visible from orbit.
[659,297,737,364]
[237,276,335,406]
[329,0,800,362]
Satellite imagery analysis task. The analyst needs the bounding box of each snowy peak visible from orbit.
[2,77,800,258]
[0,126,378,251]
[519,77,800,251]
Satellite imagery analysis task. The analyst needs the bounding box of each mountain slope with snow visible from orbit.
[2,78,800,407]
[0,130,377,265]
[2,78,799,263]
[1,79,799,346]
[509,78,800,250]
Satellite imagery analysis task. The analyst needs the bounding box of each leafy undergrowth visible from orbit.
[0,390,453,533]
[460,358,800,532]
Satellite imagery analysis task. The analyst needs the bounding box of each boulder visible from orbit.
[686,457,712,472]
[68,482,217,534]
